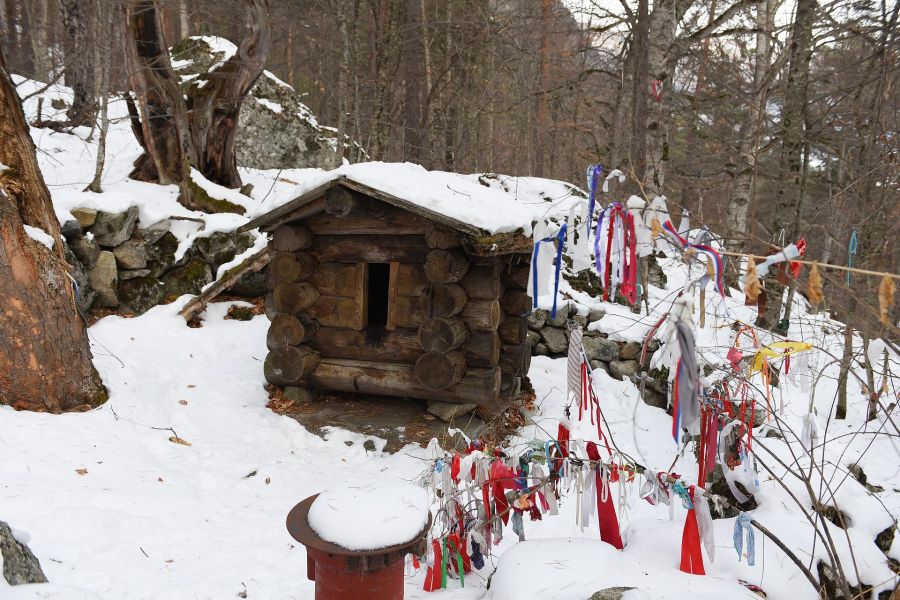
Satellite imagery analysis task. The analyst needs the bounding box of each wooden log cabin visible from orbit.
[240,170,537,417]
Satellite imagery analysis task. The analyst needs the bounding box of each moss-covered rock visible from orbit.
[193,231,253,273]
[119,275,167,315]
[162,257,212,301]
[184,178,246,215]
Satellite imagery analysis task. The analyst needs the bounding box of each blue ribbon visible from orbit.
[847,230,858,286]
[733,512,755,566]
[532,224,568,319]
[585,164,604,240]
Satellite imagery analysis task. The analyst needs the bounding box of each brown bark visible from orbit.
[59,0,96,126]
[183,0,270,188]
[123,0,193,191]
[0,48,106,412]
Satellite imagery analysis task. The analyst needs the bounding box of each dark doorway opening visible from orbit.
[366,263,390,345]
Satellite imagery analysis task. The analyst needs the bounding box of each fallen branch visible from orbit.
[179,246,270,321]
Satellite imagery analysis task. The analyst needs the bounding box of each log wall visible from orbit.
[263,187,532,412]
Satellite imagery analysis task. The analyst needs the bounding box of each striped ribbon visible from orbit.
[661,220,725,297]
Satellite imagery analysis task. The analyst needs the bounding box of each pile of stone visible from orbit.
[62,208,264,315]
[526,305,669,410]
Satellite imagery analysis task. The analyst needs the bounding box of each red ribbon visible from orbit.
[491,460,516,527]
[586,442,624,549]
[447,534,471,575]
[680,488,705,575]
[620,211,638,305]
[423,540,444,591]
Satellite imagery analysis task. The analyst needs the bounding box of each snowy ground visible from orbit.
[2,76,898,599]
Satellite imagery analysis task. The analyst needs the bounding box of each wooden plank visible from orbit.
[308,295,361,329]
[463,330,501,367]
[341,179,483,236]
[179,247,270,321]
[395,264,428,297]
[386,261,400,331]
[311,327,423,363]
[308,358,500,404]
[305,205,431,235]
[311,263,359,296]
[393,295,427,329]
[311,234,429,264]
[355,263,367,331]
[461,299,501,331]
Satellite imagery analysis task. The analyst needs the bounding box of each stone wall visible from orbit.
[62,209,264,316]
[526,306,669,410]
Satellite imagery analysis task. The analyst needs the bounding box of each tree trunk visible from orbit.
[641,0,679,195]
[25,0,51,82]
[836,322,853,420]
[0,48,106,412]
[761,0,817,331]
[59,0,96,126]
[184,0,271,189]
[723,0,773,285]
[123,0,193,195]
[86,0,113,194]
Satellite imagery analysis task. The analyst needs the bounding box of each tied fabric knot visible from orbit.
[734,512,755,566]
[727,347,743,372]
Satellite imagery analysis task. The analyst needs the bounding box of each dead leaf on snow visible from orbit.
[75,468,88,475]
[169,436,192,446]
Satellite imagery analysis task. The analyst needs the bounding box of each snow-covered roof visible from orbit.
[241,162,585,237]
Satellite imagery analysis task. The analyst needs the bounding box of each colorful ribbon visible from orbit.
[733,512,756,566]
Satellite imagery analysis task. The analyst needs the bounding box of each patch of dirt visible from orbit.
[265,382,536,454]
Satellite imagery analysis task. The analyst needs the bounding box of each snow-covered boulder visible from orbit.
[0,521,47,585]
[171,36,351,171]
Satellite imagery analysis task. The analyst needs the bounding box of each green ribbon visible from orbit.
[440,539,448,589]
[448,538,465,588]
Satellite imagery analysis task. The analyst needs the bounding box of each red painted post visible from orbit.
[286,494,430,600]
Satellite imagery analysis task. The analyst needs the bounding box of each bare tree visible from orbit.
[59,0,97,125]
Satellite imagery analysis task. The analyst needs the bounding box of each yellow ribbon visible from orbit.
[750,341,812,374]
